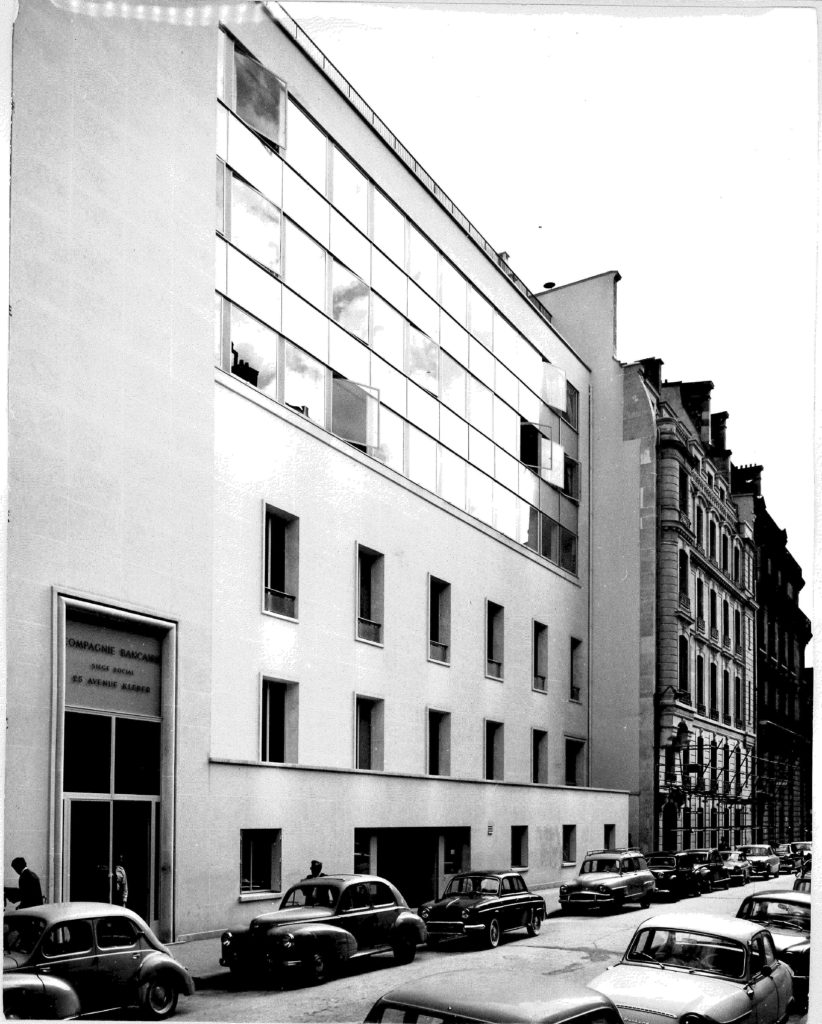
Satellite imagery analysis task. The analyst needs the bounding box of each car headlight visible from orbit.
[560,885,568,894]
[420,907,430,919]
[598,885,609,893]
[222,932,232,946]
[461,908,470,920]
[278,933,294,949]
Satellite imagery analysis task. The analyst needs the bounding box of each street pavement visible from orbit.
[172,874,808,1023]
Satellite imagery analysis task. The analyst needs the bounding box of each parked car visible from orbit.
[688,848,731,891]
[721,849,752,886]
[736,889,811,1008]
[3,902,194,1020]
[737,844,780,879]
[645,851,702,899]
[588,911,793,1024]
[220,874,425,985]
[365,968,624,1024]
[418,870,545,949]
[559,849,654,913]
[774,844,796,873]
[791,843,812,874]
[793,870,811,894]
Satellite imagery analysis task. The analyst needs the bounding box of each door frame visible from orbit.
[51,591,177,941]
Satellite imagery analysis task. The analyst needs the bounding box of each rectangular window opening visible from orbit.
[532,729,548,784]
[355,696,384,771]
[357,546,384,643]
[484,720,504,780]
[533,621,548,692]
[261,679,298,764]
[565,738,585,786]
[428,710,451,777]
[562,824,576,864]
[429,577,451,664]
[511,826,528,869]
[486,601,504,679]
[240,829,282,895]
[264,507,299,618]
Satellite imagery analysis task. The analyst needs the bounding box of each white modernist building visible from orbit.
[6,0,629,939]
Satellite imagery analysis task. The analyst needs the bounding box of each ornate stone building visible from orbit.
[733,466,813,843]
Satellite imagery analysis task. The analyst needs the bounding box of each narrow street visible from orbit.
[180,875,807,1023]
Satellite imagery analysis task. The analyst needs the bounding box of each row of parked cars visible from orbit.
[3,843,811,1022]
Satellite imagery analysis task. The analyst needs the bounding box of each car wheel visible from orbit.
[306,949,334,985]
[140,976,179,1021]
[526,909,542,936]
[392,934,417,965]
[613,892,625,912]
[484,917,501,948]
[639,893,651,910]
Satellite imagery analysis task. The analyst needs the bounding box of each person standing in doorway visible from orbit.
[113,853,128,907]
[11,857,43,908]
[303,860,325,879]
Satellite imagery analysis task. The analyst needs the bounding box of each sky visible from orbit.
[282,0,819,630]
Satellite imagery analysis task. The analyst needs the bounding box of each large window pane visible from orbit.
[281,289,328,363]
[331,261,369,342]
[228,113,283,206]
[439,405,468,458]
[283,340,326,425]
[329,210,370,283]
[331,146,368,231]
[371,249,407,313]
[495,359,519,408]
[374,405,404,472]
[408,283,439,342]
[371,295,405,367]
[495,446,519,491]
[407,226,437,295]
[406,328,438,394]
[438,447,466,509]
[371,355,406,415]
[439,259,467,324]
[440,312,469,365]
[493,482,518,540]
[469,337,494,387]
[228,302,278,398]
[467,375,493,435]
[234,49,286,148]
[284,219,326,310]
[329,322,369,383]
[372,190,405,265]
[115,718,161,795]
[283,166,330,247]
[509,331,542,388]
[331,376,378,453]
[226,246,282,330]
[494,396,519,455]
[440,351,466,416]
[407,381,439,437]
[64,712,111,793]
[286,101,327,194]
[468,287,494,348]
[230,173,281,273]
[519,501,539,551]
[407,425,437,491]
[468,427,494,476]
[466,465,493,523]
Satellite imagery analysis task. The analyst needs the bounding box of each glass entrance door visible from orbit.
[65,798,158,929]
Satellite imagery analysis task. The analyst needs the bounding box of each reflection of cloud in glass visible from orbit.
[230,305,277,398]
[232,177,281,273]
[284,342,325,423]
[332,266,369,341]
[406,329,438,392]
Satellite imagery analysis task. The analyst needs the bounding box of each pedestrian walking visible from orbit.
[11,857,44,908]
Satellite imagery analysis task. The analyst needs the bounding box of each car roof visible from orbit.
[746,890,811,907]
[450,870,517,878]
[688,848,718,854]
[373,969,617,1024]
[634,912,768,941]
[4,903,149,926]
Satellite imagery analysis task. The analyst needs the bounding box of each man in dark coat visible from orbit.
[11,857,44,908]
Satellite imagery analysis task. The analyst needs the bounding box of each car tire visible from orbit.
[526,909,542,936]
[392,934,417,965]
[305,948,335,985]
[613,892,625,912]
[140,975,179,1021]
[639,893,651,910]
[484,917,501,948]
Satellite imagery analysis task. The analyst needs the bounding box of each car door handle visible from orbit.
[40,966,51,973]
[132,953,140,959]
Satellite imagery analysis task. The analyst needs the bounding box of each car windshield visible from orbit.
[722,852,740,861]
[742,898,811,934]
[580,858,620,874]
[280,882,341,909]
[648,856,676,868]
[626,927,746,979]
[740,846,769,857]
[690,852,709,863]
[444,875,500,897]
[4,916,46,956]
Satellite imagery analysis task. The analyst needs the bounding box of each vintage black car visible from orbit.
[646,851,702,899]
[559,849,655,912]
[3,902,194,1020]
[220,874,425,985]
[418,870,545,949]
[688,848,731,891]
[721,849,752,886]
[737,889,811,1008]
[365,968,623,1024]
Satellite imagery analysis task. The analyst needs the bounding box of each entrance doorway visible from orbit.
[355,827,470,905]
[65,799,157,926]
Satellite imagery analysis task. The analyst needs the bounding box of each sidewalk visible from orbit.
[167,936,227,985]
